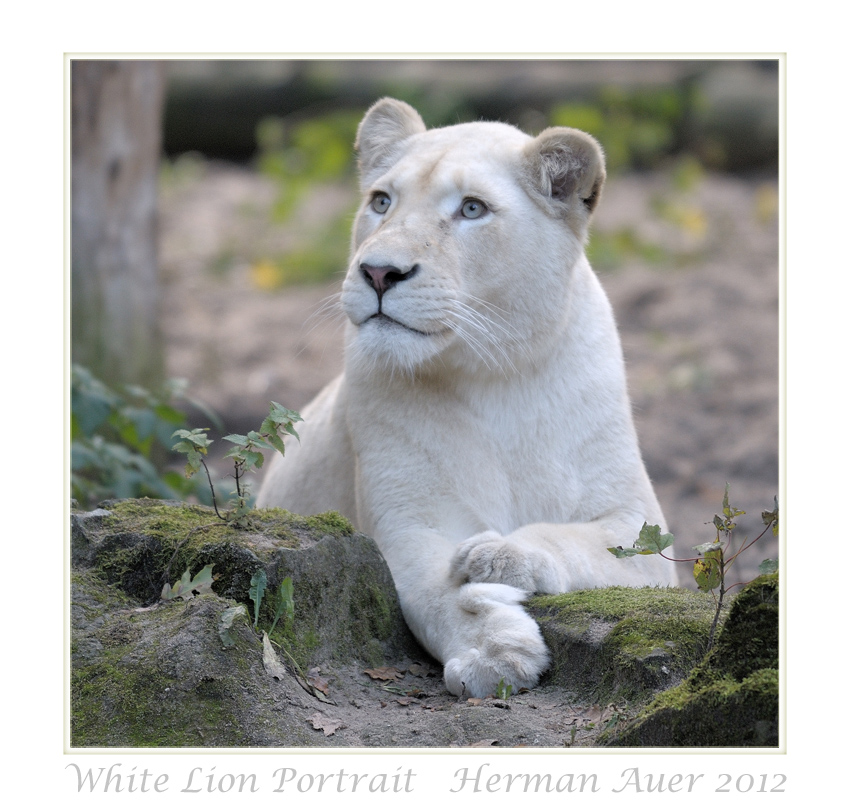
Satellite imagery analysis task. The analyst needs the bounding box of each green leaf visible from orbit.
[190,564,215,596]
[608,546,640,558]
[219,604,248,648]
[762,497,779,537]
[171,428,212,450]
[269,577,295,634]
[249,569,268,628]
[634,523,675,555]
[759,558,779,575]
[161,564,216,601]
[693,541,724,556]
[721,482,745,521]
[693,552,721,591]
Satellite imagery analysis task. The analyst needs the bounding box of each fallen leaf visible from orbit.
[363,666,404,682]
[408,663,432,678]
[307,667,330,695]
[469,739,499,747]
[467,698,485,706]
[261,632,288,680]
[307,712,343,737]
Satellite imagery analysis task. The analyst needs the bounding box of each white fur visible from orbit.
[258,99,676,697]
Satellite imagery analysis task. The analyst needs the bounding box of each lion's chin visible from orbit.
[347,315,452,374]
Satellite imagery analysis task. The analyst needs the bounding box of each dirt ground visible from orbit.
[159,160,780,591]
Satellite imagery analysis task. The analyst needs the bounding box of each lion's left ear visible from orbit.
[522,127,606,221]
[356,98,427,188]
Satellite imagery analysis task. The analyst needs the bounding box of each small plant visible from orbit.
[249,569,268,629]
[495,677,513,700]
[171,401,302,527]
[71,363,217,507]
[609,485,779,649]
[160,564,216,601]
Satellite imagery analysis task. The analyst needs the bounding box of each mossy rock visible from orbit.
[605,574,779,747]
[70,500,779,748]
[71,499,418,670]
[530,586,718,705]
[71,498,423,746]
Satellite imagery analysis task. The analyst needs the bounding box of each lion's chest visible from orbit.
[348,373,606,539]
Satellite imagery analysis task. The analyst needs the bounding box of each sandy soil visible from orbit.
[159,161,780,590]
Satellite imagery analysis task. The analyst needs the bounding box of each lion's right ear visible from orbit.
[521,127,606,231]
[355,98,426,187]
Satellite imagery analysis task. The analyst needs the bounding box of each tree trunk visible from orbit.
[71,60,167,389]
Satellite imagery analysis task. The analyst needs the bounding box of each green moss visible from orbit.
[605,575,779,747]
[531,586,718,703]
[71,599,253,747]
[534,585,717,623]
[88,500,355,605]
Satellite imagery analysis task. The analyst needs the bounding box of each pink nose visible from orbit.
[360,263,419,299]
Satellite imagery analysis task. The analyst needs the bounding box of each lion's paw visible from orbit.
[451,531,558,592]
[442,583,550,698]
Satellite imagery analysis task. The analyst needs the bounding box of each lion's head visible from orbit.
[340,97,606,376]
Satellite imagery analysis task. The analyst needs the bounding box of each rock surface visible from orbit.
[70,500,778,748]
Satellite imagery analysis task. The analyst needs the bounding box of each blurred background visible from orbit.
[70,58,780,587]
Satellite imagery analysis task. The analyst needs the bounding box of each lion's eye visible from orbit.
[370,193,391,214]
[460,198,487,219]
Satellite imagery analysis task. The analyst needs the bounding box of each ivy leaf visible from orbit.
[634,523,675,555]
[693,551,722,591]
[249,569,268,628]
[608,523,674,558]
[608,546,639,558]
[693,541,725,556]
[762,496,779,537]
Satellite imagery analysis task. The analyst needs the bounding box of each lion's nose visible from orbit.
[360,263,419,300]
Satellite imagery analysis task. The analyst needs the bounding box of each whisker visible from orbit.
[294,291,347,360]
[445,301,518,375]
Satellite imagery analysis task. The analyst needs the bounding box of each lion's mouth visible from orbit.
[364,312,444,337]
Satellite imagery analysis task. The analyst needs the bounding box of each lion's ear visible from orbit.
[522,127,606,220]
[356,98,426,186]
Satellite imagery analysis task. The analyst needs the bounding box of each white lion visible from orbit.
[257,98,676,697]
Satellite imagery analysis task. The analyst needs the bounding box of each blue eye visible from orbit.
[460,198,487,219]
[371,193,391,214]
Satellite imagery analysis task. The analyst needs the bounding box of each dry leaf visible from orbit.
[408,663,432,678]
[307,667,330,695]
[307,712,343,737]
[261,632,288,680]
[467,697,485,706]
[469,739,499,747]
[363,666,403,682]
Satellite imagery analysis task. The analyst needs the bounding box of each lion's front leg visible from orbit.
[450,520,677,593]
[377,532,550,698]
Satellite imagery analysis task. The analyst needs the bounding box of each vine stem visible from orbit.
[707,552,727,650]
[200,458,225,520]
